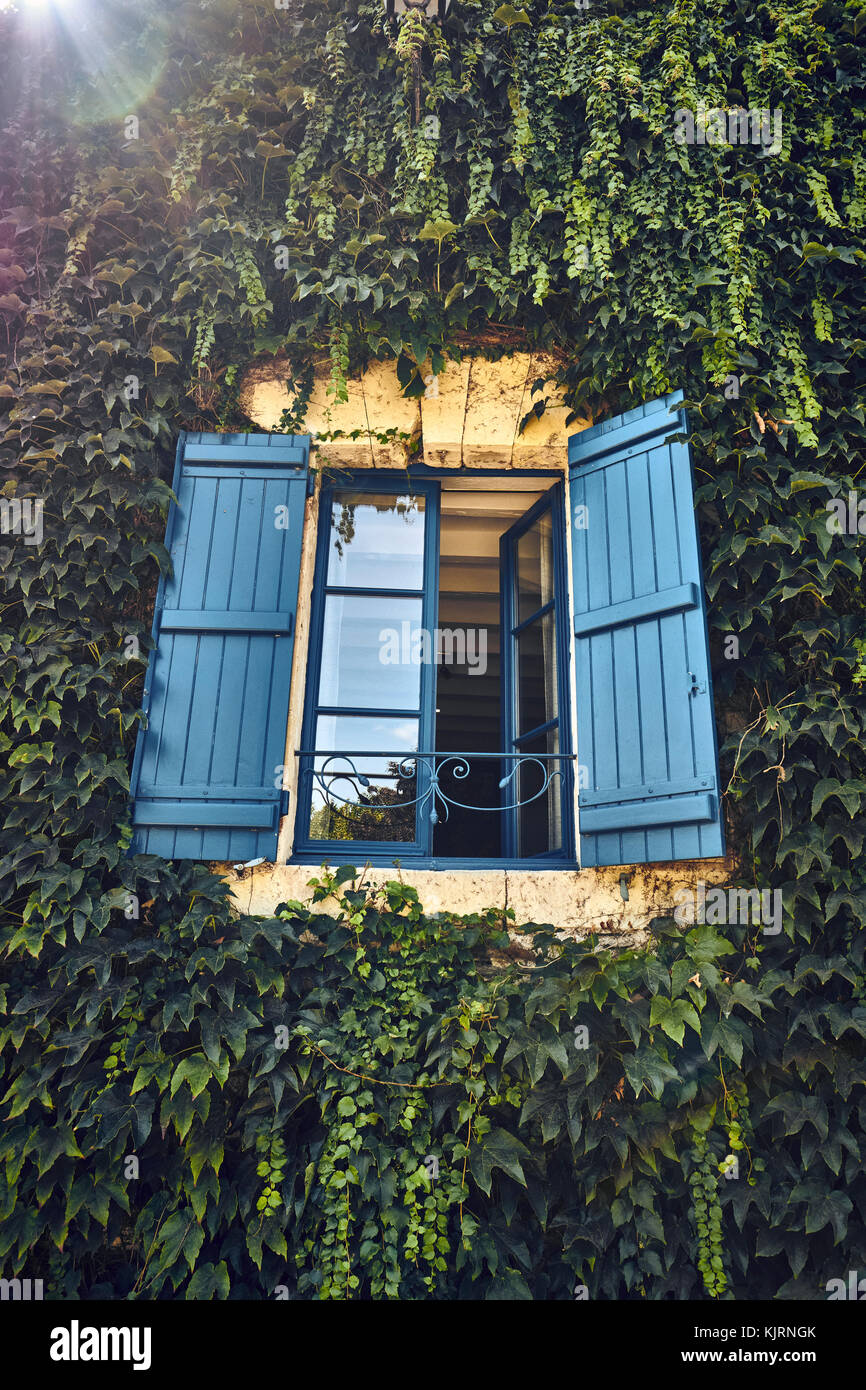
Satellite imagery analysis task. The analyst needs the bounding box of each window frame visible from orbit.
[293,467,577,867]
[499,482,575,862]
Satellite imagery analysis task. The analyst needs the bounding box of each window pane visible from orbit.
[516,610,558,736]
[516,726,562,857]
[516,511,554,624]
[307,715,419,843]
[319,594,423,710]
[327,491,425,590]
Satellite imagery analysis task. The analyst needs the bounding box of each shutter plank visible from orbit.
[183,443,308,465]
[580,794,716,834]
[650,439,692,862]
[631,449,670,861]
[134,801,279,830]
[161,612,293,633]
[607,458,644,861]
[572,584,698,636]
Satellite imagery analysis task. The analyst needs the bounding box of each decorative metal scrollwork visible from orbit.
[305,751,566,826]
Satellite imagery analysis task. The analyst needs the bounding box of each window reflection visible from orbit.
[320,594,423,710]
[516,610,558,736]
[516,512,554,624]
[307,714,419,843]
[516,727,562,856]
[327,492,425,590]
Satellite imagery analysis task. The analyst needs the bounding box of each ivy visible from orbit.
[0,0,864,1300]
[1,866,862,1300]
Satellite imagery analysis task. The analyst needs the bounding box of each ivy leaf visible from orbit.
[701,1017,749,1066]
[95,1090,155,1147]
[623,1047,681,1099]
[23,380,68,395]
[485,1268,533,1298]
[811,778,866,818]
[186,1261,230,1299]
[416,219,458,253]
[789,471,831,493]
[469,1127,530,1195]
[493,4,531,25]
[804,1191,852,1243]
[170,1055,212,1100]
[150,346,179,371]
[649,996,701,1044]
[106,301,146,320]
[764,1093,829,1139]
[95,265,137,286]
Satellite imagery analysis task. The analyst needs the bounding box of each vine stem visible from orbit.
[305,1038,446,1089]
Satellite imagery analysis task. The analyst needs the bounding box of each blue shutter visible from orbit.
[568,393,724,867]
[130,431,310,862]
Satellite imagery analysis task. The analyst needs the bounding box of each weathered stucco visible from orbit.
[239,351,590,469]
[222,858,733,949]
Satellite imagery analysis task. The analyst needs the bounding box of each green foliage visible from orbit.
[1,867,863,1300]
[0,0,865,1300]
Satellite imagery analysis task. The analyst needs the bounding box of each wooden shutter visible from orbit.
[568,393,724,867]
[130,431,310,862]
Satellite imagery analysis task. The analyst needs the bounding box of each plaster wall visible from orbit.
[228,858,732,951]
[239,350,590,469]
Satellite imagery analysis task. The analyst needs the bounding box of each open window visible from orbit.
[129,395,726,869]
[296,473,574,863]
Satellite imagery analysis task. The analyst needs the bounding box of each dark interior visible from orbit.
[432,483,544,858]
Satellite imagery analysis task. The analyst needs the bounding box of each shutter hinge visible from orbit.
[306,468,317,498]
[687,671,707,697]
[279,789,290,817]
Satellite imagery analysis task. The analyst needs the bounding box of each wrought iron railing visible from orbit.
[296,750,576,826]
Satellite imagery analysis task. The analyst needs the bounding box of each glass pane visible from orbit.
[516,511,554,624]
[327,491,425,590]
[516,610,558,737]
[319,594,423,710]
[307,715,419,843]
[515,727,562,857]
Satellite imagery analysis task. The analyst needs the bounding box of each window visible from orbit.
[295,474,575,863]
[129,395,726,869]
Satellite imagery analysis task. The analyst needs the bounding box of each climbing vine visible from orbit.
[0,0,864,1300]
